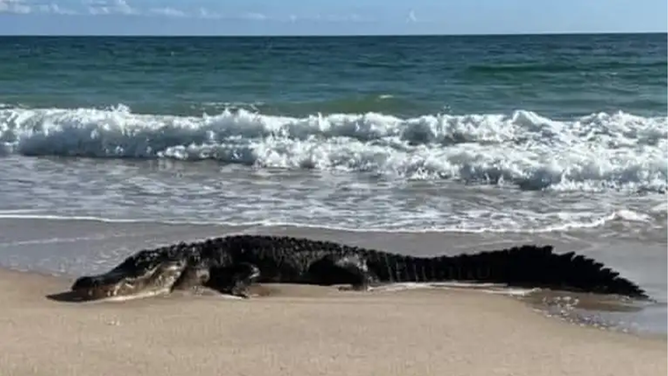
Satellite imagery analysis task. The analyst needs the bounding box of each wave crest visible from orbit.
[1,105,666,192]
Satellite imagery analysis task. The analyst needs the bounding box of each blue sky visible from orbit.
[0,0,666,35]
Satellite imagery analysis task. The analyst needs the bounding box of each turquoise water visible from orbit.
[1,34,666,117]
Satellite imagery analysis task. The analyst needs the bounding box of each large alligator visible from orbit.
[70,234,649,301]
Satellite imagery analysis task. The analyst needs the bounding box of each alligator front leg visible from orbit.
[205,262,261,299]
[307,254,378,291]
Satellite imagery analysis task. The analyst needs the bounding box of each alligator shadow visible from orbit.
[46,290,92,303]
[44,284,323,304]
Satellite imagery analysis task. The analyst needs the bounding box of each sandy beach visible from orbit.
[0,267,665,376]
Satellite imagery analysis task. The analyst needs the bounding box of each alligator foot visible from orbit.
[228,281,252,299]
[206,262,261,299]
[338,284,372,292]
[171,265,211,292]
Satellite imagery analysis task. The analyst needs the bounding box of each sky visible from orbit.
[0,0,666,36]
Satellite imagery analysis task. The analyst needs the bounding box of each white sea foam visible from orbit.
[0,105,666,193]
[0,209,647,234]
[612,209,653,222]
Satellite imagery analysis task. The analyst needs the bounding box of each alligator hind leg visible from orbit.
[205,262,261,299]
[307,254,378,291]
[171,265,211,293]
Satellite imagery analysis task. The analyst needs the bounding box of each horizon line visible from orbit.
[0,31,665,38]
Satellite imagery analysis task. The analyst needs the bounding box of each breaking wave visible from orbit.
[1,105,666,192]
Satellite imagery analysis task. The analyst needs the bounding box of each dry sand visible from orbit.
[0,269,665,376]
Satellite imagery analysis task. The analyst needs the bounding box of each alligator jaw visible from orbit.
[71,259,188,301]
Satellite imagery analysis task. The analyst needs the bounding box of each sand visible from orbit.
[0,268,665,376]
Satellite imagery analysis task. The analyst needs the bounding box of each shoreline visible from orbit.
[0,216,665,337]
[7,265,666,341]
[1,267,666,376]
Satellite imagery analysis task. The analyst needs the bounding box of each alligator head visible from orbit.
[70,256,191,301]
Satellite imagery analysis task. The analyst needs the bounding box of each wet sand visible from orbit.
[0,268,665,376]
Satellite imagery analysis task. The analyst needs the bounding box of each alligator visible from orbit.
[70,234,649,301]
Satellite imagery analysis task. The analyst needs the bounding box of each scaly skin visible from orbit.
[70,235,649,300]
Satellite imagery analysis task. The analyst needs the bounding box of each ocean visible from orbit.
[0,34,666,334]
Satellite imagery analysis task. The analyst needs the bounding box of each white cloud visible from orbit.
[286,13,372,23]
[324,13,364,22]
[113,0,134,14]
[149,7,186,18]
[197,7,221,19]
[0,0,32,14]
[81,1,223,20]
[0,0,81,15]
[0,1,377,24]
[85,0,136,15]
[242,12,266,20]
[407,10,417,23]
[39,3,78,15]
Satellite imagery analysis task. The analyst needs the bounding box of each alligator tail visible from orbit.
[364,245,648,299]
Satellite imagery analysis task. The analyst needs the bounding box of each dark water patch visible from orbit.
[466,60,667,75]
[0,33,665,119]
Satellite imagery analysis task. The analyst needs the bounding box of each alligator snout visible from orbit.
[70,259,189,300]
